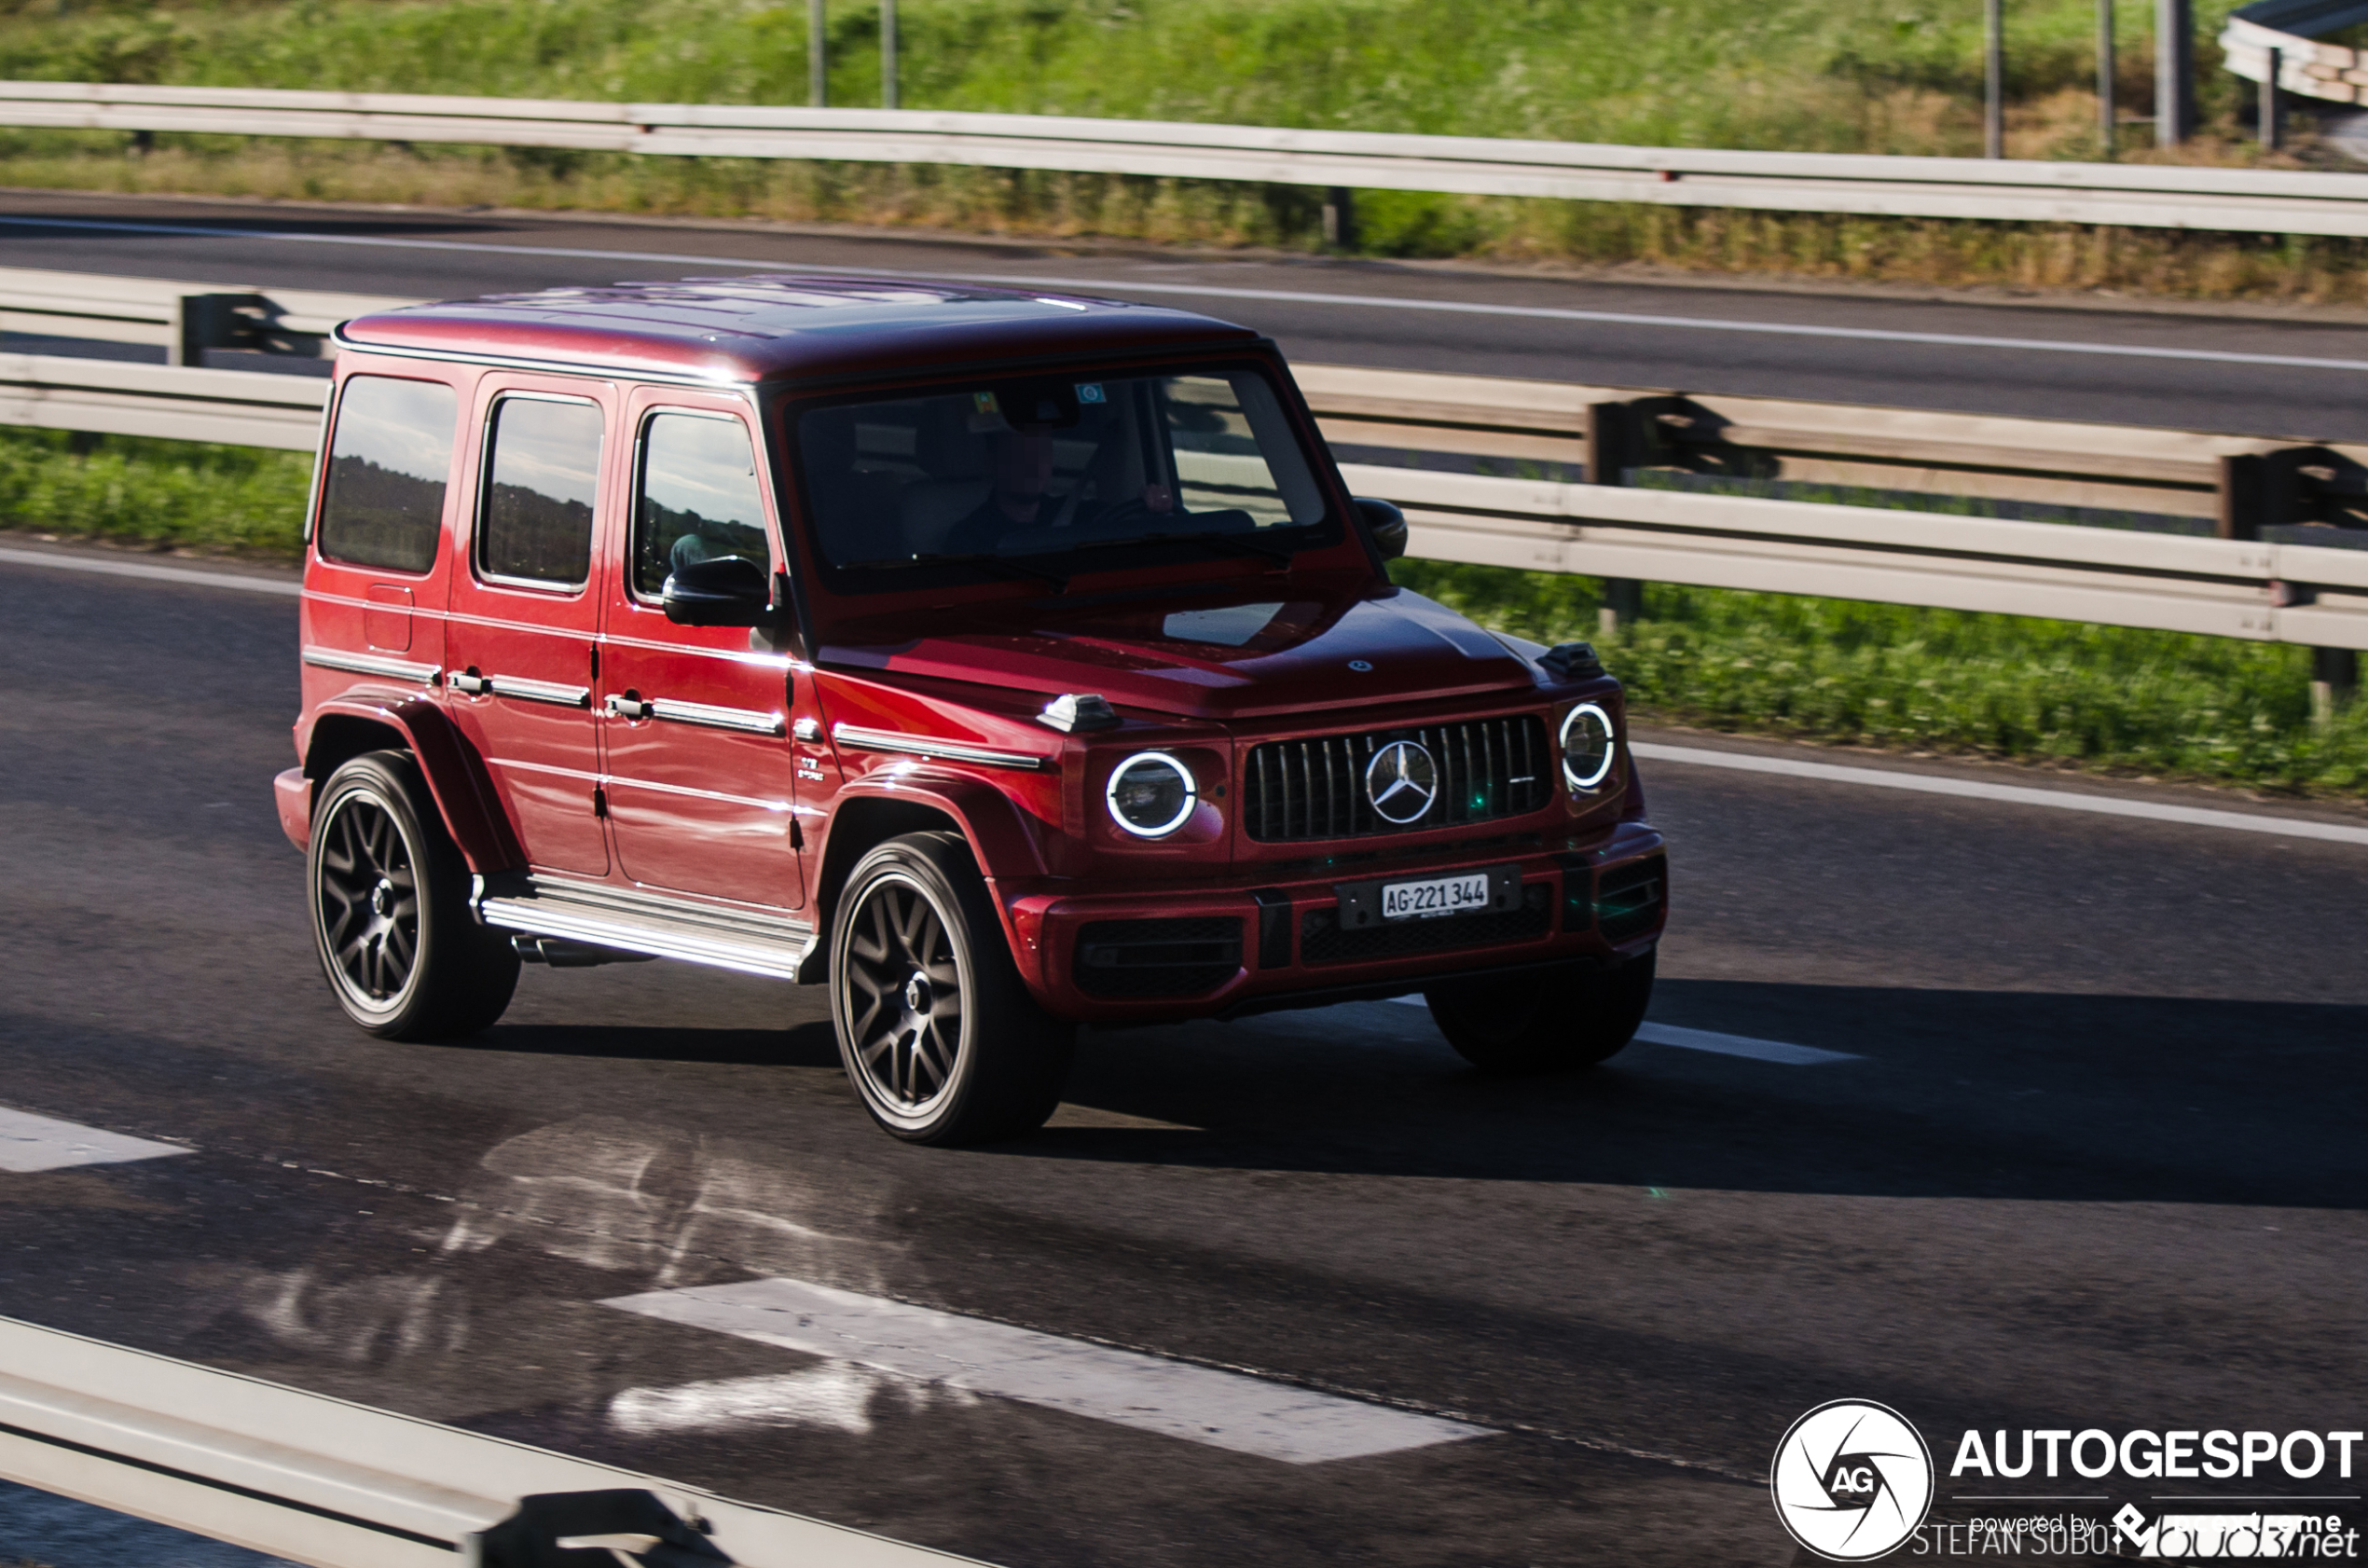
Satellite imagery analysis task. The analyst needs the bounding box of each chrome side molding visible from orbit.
[301,646,440,684]
[832,723,1053,771]
[607,694,785,736]
[488,675,591,708]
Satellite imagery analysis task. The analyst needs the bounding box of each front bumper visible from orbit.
[1001,822,1667,1024]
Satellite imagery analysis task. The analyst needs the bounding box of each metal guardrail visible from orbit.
[1,265,411,365]
[3,268,2363,654]
[12,79,2368,236]
[0,352,325,448]
[1350,463,2368,652]
[2219,0,2368,106]
[0,1314,978,1568]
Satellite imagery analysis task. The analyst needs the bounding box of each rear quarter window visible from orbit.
[316,377,460,573]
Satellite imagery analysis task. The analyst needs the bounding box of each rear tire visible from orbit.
[1425,951,1655,1074]
[308,750,519,1041]
[829,832,1073,1145]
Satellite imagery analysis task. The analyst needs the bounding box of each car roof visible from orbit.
[335,274,1265,386]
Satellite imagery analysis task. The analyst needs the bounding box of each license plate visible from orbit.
[1381,871,1494,921]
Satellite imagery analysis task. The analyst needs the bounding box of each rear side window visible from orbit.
[479,396,603,588]
[633,412,769,598]
[316,377,458,573]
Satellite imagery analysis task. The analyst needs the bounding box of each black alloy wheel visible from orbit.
[318,790,420,1006]
[844,873,965,1109]
[308,750,519,1041]
[829,832,1073,1144]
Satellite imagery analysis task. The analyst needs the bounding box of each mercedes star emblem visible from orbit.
[1365,740,1439,825]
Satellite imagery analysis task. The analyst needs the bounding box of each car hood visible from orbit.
[820,586,1541,721]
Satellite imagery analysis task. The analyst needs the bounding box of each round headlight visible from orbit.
[1560,703,1617,791]
[1106,750,1198,838]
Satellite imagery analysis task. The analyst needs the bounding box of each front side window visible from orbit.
[633,412,770,599]
[478,396,603,588]
[792,367,1330,586]
[316,376,458,572]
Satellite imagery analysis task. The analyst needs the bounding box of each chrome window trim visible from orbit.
[628,404,775,607]
[474,390,605,596]
[832,724,1052,772]
[301,646,440,684]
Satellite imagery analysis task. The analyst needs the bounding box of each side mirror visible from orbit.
[662,555,774,626]
[1355,497,1408,562]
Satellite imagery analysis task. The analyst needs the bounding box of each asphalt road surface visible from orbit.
[14,188,2368,439]
[4,543,2365,1565]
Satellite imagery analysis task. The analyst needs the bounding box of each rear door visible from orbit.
[596,392,808,910]
[442,378,616,877]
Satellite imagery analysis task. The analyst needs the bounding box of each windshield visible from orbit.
[792,367,1332,586]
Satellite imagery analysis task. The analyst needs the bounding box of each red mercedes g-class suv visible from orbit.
[275,275,1667,1143]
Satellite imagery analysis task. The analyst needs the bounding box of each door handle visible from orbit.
[448,668,489,695]
[606,694,654,721]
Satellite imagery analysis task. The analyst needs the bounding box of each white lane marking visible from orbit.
[0,545,299,597]
[607,1367,896,1437]
[10,214,2368,377]
[1633,741,2368,847]
[1384,997,1852,1064]
[604,1276,1486,1464]
[0,1107,193,1173]
[1631,1023,1860,1065]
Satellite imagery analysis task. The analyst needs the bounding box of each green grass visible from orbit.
[7,0,2368,300]
[0,428,314,556]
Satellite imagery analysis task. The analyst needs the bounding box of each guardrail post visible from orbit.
[2098,0,2117,157]
[170,295,237,367]
[1587,400,1646,640]
[2262,46,2285,147]
[2313,648,2358,731]
[2217,453,2269,542]
[881,0,898,109]
[809,0,828,106]
[1323,188,1356,251]
[2157,0,2196,145]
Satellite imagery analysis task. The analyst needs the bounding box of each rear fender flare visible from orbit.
[302,696,521,873]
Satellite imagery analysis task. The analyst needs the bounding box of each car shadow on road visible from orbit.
[467,1021,840,1069]
[1012,980,2368,1208]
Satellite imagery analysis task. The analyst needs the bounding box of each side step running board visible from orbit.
[474,873,816,983]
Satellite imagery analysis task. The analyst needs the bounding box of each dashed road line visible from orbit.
[0,1107,193,1173]
[605,1276,1489,1464]
[1633,741,2368,847]
[1631,1023,1859,1066]
[0,546,298,597]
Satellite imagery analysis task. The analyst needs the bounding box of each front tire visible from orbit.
[308,750,519,1041]
[1425,951,1656,1074]
[829,832,1073,1144]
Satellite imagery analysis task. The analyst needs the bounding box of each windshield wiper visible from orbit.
[843,551,1070,593]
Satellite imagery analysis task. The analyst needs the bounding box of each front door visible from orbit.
[597,394,807,911]
[443,379,615,877]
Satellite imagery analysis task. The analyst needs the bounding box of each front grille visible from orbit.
[1300,885,1552,966]
[1075,917,1243,997]
[1596,857,1667,943]
[1243,717,1553,842]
